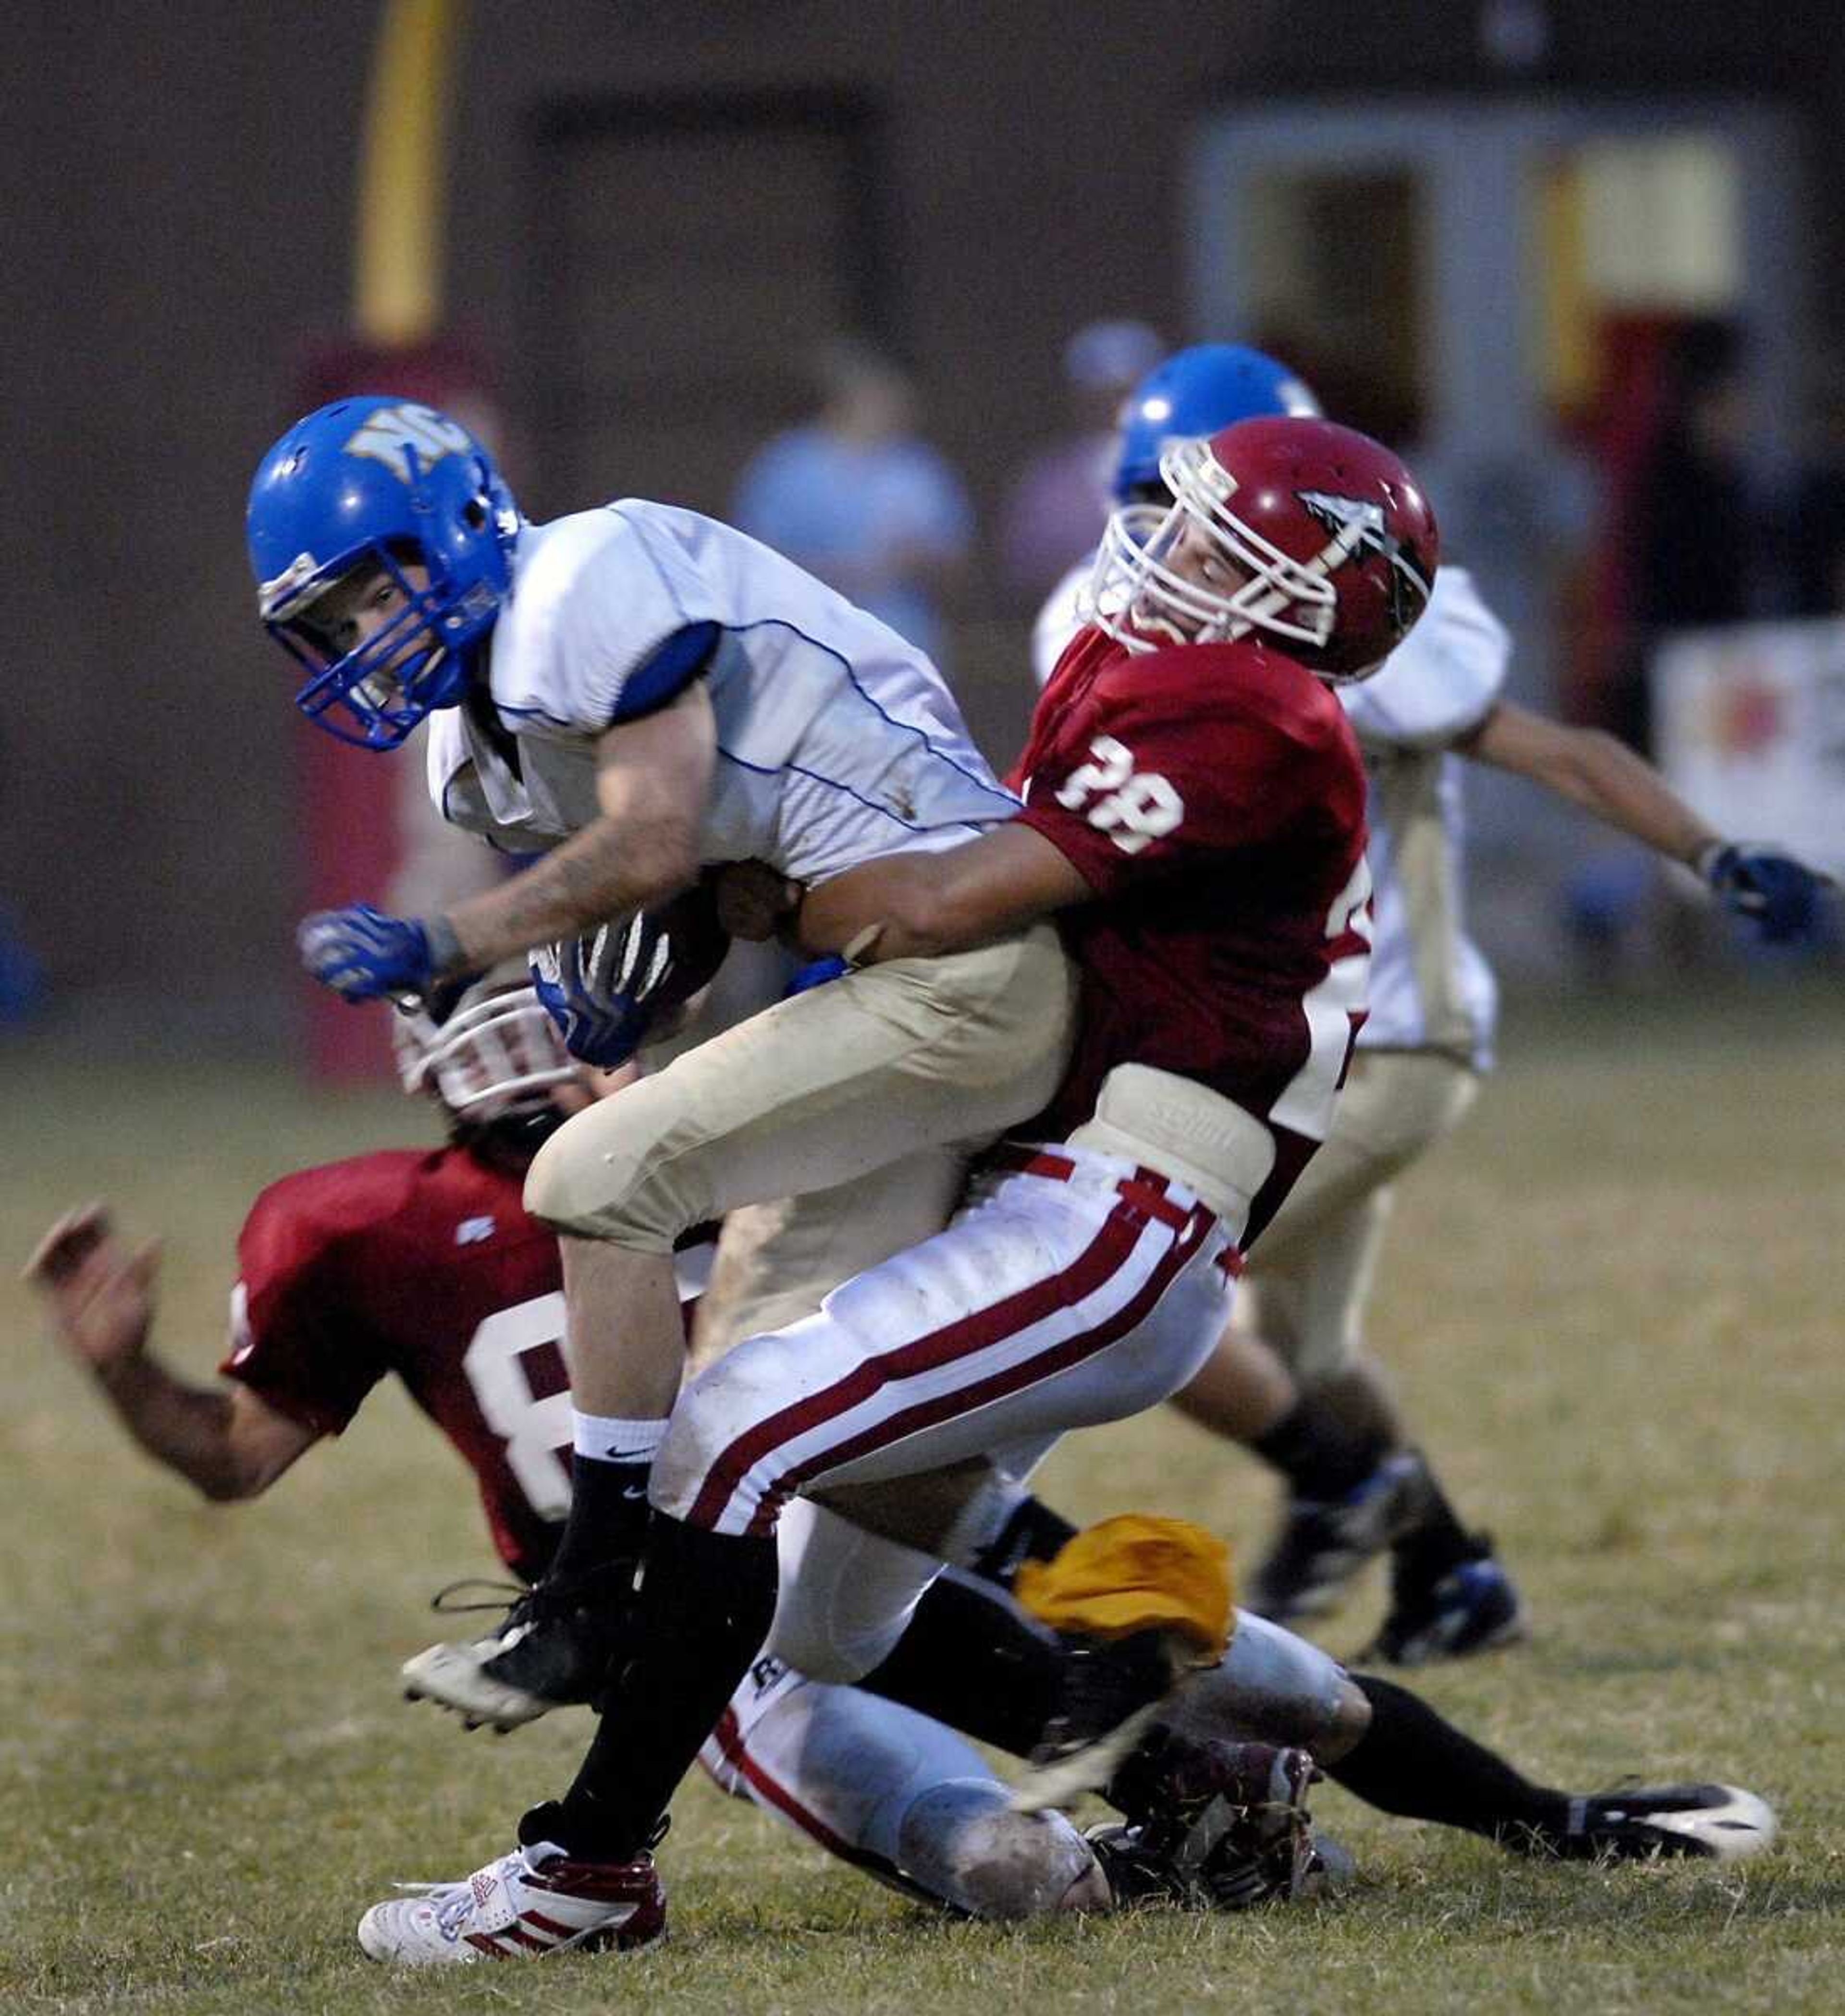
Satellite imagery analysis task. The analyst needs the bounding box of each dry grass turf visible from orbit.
[2,977,1842,2014]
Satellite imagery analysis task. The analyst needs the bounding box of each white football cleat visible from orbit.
[1559,1784,1778,1863]
[357,1839,666,1964]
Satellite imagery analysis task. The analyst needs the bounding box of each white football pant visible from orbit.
[652,1145,1242,1550]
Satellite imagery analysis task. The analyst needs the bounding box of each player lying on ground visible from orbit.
[24,982,1775,1960]
[339,419,1772,1962]
[1035,342,1834,1664]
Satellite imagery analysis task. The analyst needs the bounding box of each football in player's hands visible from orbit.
[530,886,732,1069]
[652,876,734,1005]
[712,860,801,942]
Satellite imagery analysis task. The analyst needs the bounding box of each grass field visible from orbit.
[4,979,1842,2014]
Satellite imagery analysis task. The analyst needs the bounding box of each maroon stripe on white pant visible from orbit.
[686,1200,1149,1531]
[689,1194,1212,1535]
[709,1704,911,1890]
[752,1207,1214,1534]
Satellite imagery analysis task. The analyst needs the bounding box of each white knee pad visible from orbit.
[651,1324,822,1528]
[896,1781,1097,1920]
[763,1502,942,1684]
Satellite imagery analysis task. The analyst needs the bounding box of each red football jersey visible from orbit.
[221,1145,714,1581]
[1014,628,1372,1243]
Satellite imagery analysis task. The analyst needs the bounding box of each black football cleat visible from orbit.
[1011,1627,1194,1813]
[1247,1451,1430,1625]
[402,1562,638,1732]
[1362,1542,1528,1665]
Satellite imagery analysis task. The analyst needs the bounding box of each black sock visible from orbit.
[1252,1397,1390,1500]
[861,1570,1064,1757]
[968,1494,1079,1592]
[543,1454,654,1586]
[1329,1674,1570,1845]
[1392,1456,1485,1583]
[528,1516,779,1862]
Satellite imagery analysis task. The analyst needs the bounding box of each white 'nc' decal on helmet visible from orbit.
[344,403,477,485]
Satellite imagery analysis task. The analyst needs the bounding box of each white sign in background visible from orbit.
[1653,619,1845,880]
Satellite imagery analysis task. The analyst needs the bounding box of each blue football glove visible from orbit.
[783,955,848,997]
[1698,842,1833,944]
[530,916,667,1069]
[298,904,461,1003]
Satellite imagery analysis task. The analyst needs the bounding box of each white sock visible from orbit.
[571,1411,667,1467]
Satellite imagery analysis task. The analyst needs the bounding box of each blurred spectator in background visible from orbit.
[1616,317,1758,755]
[999,317,1164,603]
[0,913,44,1025]
[731,338,972,667]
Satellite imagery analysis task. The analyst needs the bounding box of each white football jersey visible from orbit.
[1032,559,1092,689]
[429,503,1019,885]
[1028,557,1510,1068]
[1340,565,1507,1066]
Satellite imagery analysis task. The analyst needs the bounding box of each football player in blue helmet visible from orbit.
[246,396,520,749]
[1111,344,1321,501]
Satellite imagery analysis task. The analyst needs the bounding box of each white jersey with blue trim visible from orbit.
[1032,559,1093,689]
[428,502,1018,883]
[1340,565,1507,1067]
[1028,557,1509,1068]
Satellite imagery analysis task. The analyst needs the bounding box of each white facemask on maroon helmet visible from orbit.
[392,975,578,1128]
[1086,416,1439,682]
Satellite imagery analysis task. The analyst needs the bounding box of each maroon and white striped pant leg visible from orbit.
[697,1653,1095,1916]
[650,1149,1242,1539]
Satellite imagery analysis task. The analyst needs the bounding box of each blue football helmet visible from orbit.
[1113,345,1320,501]
[246,395,520,748]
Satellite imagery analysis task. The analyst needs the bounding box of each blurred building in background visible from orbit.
[6,0,1842,1050]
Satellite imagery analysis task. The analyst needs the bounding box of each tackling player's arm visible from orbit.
[23,1205,318,1503]
[442,682,716,971]
[797,822,1094,965]
[1454,700,1716,865]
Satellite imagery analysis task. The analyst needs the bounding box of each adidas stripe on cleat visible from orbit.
[357,1840,665,1965]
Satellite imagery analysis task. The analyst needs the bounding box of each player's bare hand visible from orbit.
[23,1204,160,1372]
[713,860,802,941]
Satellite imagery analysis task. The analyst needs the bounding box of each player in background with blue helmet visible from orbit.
[1032,344,1832,1663]
[1030,343,1322,684]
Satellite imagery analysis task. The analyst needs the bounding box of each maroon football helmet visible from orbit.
[392,967,581,1128]
[1087,415,1439,681]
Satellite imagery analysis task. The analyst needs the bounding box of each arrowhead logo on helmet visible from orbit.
[1297,489,1433,636]
[1086,416,1440,684]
